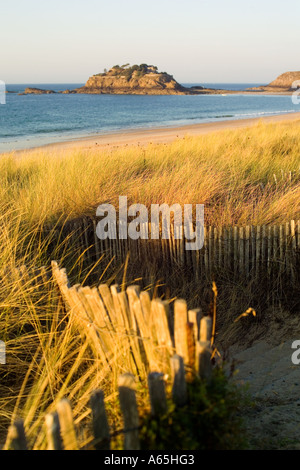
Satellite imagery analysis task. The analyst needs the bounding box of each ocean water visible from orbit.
[0,83,298,152]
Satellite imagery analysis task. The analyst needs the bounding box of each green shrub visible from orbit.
[139,368,249,450]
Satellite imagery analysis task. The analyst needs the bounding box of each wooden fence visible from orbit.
[5,361,208,451]
[51,261,212,379]
[45,219,300,280]
[4,261,214,450]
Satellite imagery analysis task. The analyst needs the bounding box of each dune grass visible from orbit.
[1,119,299,229]
[0,118,299,449]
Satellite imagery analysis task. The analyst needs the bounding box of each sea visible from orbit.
[0,82,299,152]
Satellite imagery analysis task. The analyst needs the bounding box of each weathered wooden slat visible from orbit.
[186,322,196,371]
[118,373,140,450]
[45,411,63,450]
[69,286,108,362]
[278,224,283,273]
[261,225,266,269]
[110,283,126,329]
[126,285,150,369]
[126,285,140,331]
[285,222,290,272]
[56,399,79,450]
[90,389,111,450]
[224,227,228,269]
[273,224,278,266]
[267,225,272,274]
[174,299,189,364]
[290,220,296,280]
[251,225,255,274]
[132,298,160,371]
[214,226,218,269]
[245,225,250,277]
[170,354,187,406]
[196,342,212,383]
[93,219,100,260]
[98,283,118,326]
[139,290,152,323]
[199,316,212,343]
[188,308,202,343]
[208,226,213,275]
[51,260,71,306]
[6,419,28,450]
[239,226,244,275]
[148,372,167,416]
[233,226,238,275]
[85,287,117,358]
[117,290,146,377]
[150,299,174,359]
[227,226,232,270]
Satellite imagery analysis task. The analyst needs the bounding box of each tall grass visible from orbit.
[1,119,299,228]
[0,118,299,449]
[0,206,137,449]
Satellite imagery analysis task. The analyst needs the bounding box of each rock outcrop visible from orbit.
[21,87,56,95]
[74,64,188,95]
[268,71,300,89]
[60,89,77,94]
[246,71,300,93]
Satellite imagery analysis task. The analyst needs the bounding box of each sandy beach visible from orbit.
[8,111,300,155]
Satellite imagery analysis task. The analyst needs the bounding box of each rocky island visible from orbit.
[73,64,201,95]
[19,87,56,95]
[73,66,299,95]
[74,64,187,95]
[17,67,300,96]
[72,64,231,95]
[18,65,211,95]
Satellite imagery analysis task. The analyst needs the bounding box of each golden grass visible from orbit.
[1,119,299,228]
[0,217,140,449]
[0,118,299,449]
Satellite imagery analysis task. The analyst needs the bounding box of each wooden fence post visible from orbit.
[45,411,63,450]
[132,298,160,371]
[148,372,167,416]
[199,316,212,343]
[170,355,187,406]
[150,299,174,370]
[261,225,266,269]
[6,419,28,450]
[174,299,189,364]
[239,226,244,274]
[90,389,111,450]
[118,373,140,450]
[188,308,202,343]
[196,342,212,383]
[245,225,250,277]
[204,226,208,270]
[290,220,296,281]
[186,322,196,372]
[197,315,213,382]
[56,399,79,450]
[233,226,238,276]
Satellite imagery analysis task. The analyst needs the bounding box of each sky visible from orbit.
[1,0,299,84]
